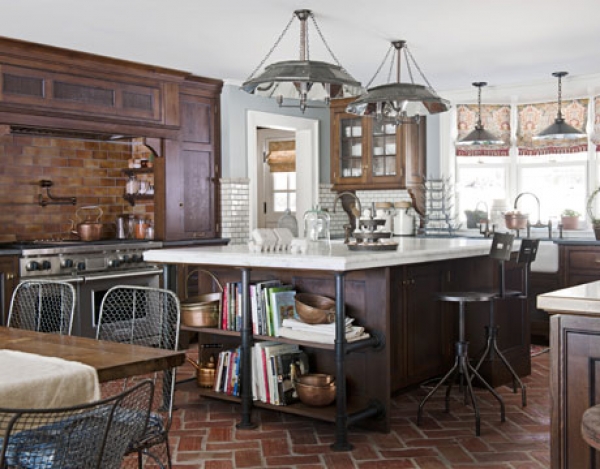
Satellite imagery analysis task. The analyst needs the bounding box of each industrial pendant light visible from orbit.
[345,40,450,125]
[457,82,504,145]
[534,71,585,140]
[241,9,362,113]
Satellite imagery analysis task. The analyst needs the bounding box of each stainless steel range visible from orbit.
[5,240,164,337]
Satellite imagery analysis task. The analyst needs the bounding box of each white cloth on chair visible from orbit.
[0,350,100,409]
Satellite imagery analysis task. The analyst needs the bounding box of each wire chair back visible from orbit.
[96,285,180,468]
[0,379,154,469]
[7,280,76,335]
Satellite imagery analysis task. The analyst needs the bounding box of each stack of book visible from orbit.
[251,342,308,406]
[219,280,297,337]
[278,317,370,344]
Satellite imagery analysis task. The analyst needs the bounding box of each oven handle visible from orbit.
[82,269,163,283]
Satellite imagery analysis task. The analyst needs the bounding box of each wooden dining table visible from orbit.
[0,326,186,383]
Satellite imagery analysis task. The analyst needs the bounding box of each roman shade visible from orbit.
[517,99,588,155]
[455,104,511,156]
[266,141,296,173]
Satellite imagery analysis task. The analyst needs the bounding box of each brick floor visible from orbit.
[171,350,550,468]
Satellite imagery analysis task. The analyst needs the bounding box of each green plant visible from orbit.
[587,187,600,226]
[561,209,580,217]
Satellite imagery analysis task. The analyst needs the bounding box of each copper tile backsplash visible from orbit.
[0,134,154,241]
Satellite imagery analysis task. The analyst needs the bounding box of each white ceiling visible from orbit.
[2,0,600,97]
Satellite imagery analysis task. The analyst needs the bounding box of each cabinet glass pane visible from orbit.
[371,126,397,177]
[385,156,396,176]
[340,117,363,178]
[373,156,384,176]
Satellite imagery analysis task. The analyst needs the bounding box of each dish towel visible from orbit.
[0,349,100,409]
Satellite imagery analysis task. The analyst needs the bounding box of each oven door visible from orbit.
[74,268,163,338]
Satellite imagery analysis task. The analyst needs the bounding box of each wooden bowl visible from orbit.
[294,293,335,324]
[295,380,336,407]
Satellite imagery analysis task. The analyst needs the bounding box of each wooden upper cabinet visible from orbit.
[330,97,426,191]
[0,37,190,134]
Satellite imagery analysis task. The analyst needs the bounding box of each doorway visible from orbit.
[247,111,319,235]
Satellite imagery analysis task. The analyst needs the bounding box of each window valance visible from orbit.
[517,99,588,155]
[266,141,296,172]
[455,104,511,156]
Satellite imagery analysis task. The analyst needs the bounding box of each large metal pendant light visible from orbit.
[241,9,362,113]
[345,40,450,125]
[534,71,585,140]
[457,82,504,145]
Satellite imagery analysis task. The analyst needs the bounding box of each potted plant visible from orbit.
[560,209,580,230]
[587,188,600,239]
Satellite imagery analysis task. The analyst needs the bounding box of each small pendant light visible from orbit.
[534,71,585,140]
[345,40,450,125]
[241,10,362,113]
[457,82,504,145]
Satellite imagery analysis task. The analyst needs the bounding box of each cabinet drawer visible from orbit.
[0,64,162,123]
[568,250,600,272]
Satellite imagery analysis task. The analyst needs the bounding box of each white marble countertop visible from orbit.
[144,237,494,272]
[537,280,600,316]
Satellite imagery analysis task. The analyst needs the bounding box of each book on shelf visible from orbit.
[269,289,297,337]
[255,280,281,335]
[276,351,308,405]
[264,284,294,337]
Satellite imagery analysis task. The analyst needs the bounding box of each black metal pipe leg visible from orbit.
[237,268,257,429]
[331,272,352,451]
[468,363,506,423]
[459,356,481,436]
[418,357,460,425]
[493,341,527,407]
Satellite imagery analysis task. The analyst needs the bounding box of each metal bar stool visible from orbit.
[473,234,539,407]
[417,290,506,436]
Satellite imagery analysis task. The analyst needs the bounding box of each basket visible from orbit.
[294,293,335,324]
[181,269,223,328]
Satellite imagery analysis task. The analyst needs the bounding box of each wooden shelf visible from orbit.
[123,194,154,205]
[122,167,154,176]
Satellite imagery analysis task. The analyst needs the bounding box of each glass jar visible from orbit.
[134,218,148,240]
[125,175,139,195]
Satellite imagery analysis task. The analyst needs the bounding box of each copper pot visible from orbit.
[70,206,104,241]
[504,211,528,230]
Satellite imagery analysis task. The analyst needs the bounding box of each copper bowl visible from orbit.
[504,211,529,230]
[294,293,335,325]
[297,373,334,387]
[295,379,336,407]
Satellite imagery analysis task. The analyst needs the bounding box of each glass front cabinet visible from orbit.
[330,97,426,191]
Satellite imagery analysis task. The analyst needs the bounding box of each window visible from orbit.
[271,172,296,213]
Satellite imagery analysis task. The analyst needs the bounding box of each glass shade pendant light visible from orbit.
[241,9,362,113]
[345,40,450,125]
[456,82,504,145]
[534,71,585,140]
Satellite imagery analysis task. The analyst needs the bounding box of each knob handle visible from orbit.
[26,261,40,271]
[61,259,74,268]
[41,260,51,270]
[77,262,86,271]
[108,259,120,268]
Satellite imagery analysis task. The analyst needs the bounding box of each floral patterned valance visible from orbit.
[517,99,588,155]
[455,104,511,156]
[592,96,600,150]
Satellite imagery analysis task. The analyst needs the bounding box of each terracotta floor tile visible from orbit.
[169,351,551,469]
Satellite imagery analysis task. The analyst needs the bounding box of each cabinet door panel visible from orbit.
[181,97,212,144]
[182,149,215,237]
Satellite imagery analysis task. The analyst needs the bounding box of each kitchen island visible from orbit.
[538,281,600,469]
[145,237,531,449]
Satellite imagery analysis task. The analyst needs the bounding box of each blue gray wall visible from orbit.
[220,84,441,181]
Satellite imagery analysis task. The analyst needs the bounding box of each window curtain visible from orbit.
[592,96,600,151]
[517,99,588,155]
[455,104,511,156]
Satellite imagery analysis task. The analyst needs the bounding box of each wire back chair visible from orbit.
[0,379,154,469]
[96,285,180,469]
[7,280,76,335]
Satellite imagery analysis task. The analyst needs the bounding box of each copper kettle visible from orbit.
[70,206,104,241]
[187,355,216,388]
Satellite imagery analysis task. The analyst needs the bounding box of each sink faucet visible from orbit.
[333,191,362,234]
[513,192,552,238]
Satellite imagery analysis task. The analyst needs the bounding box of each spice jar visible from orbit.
[145,222,154,240]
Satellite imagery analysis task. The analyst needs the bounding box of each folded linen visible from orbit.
[278,326,370,344]
[0,350,100,409]
[282,317,355,335]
